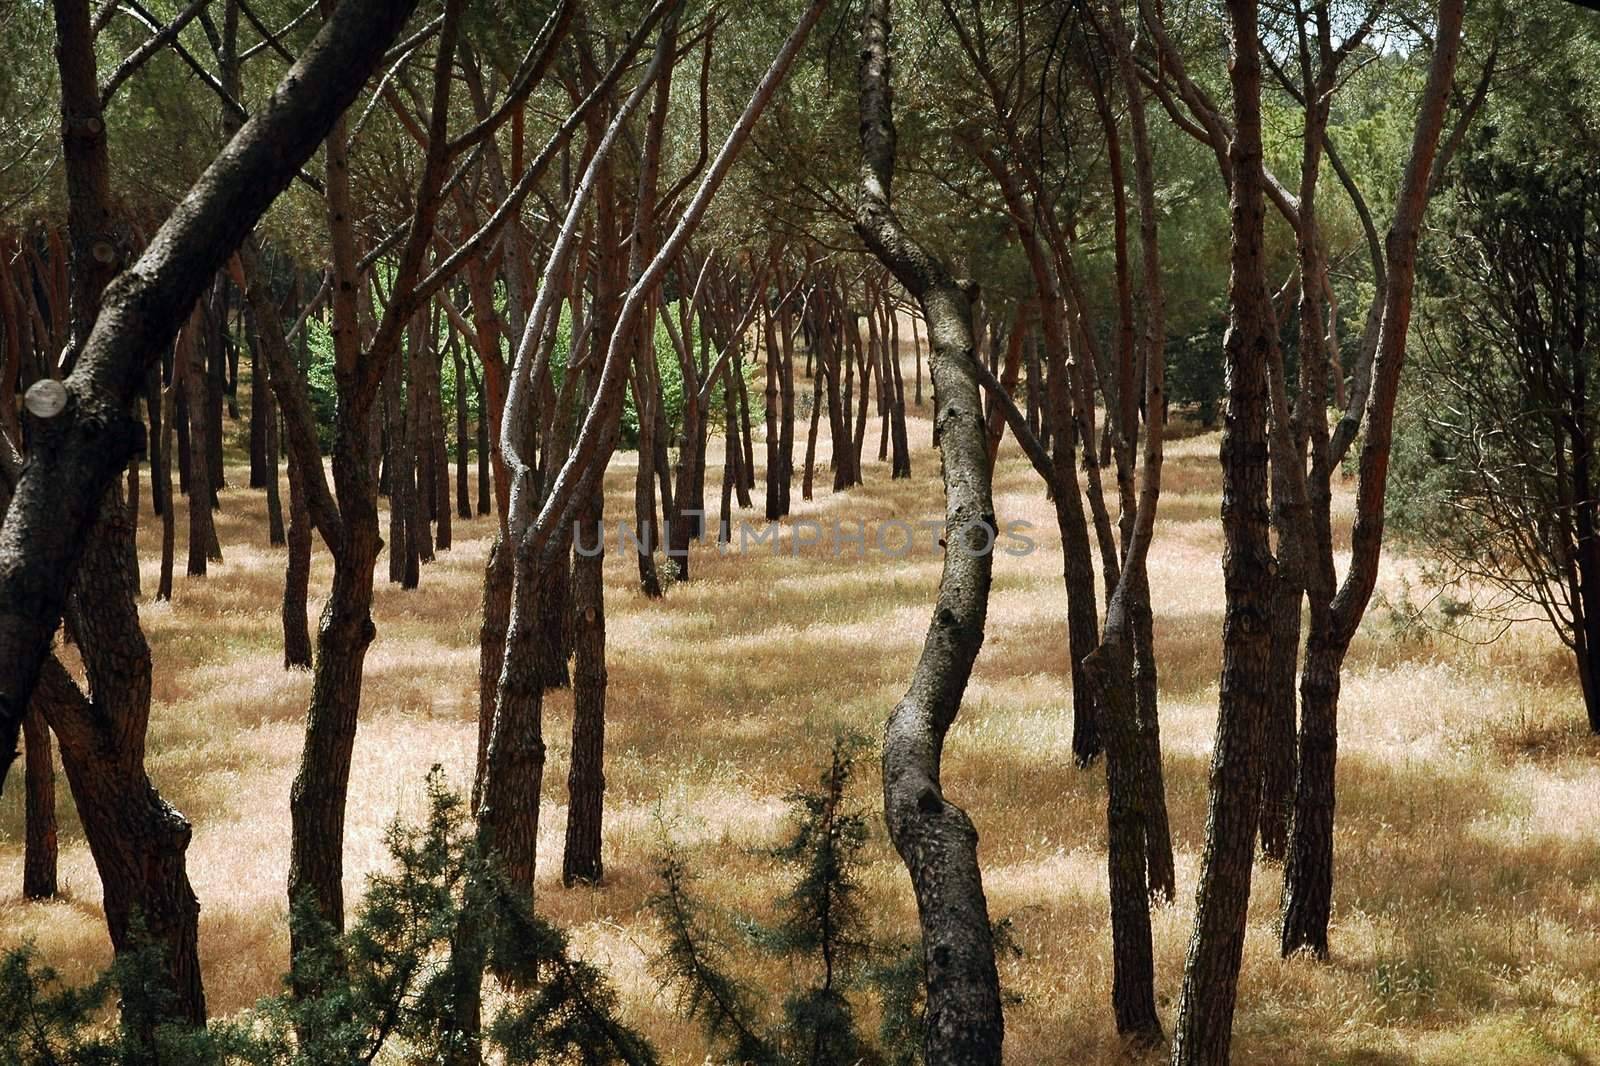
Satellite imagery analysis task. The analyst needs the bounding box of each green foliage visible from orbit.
[1388,7,1600,645]
[647,733,931,1066]
[0,772,653,1066]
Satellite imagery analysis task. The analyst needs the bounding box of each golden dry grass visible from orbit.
[4,370,1600,1065]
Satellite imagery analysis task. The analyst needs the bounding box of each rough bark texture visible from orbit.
[1170,3,1276,1062]
[857,2,1003,1060]
[45,502,207,1031]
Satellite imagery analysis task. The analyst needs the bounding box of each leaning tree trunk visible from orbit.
[857,1,1002,1060]
[42,500,207,1033]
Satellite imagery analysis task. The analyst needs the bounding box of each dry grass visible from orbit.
[4,368,1600,1065]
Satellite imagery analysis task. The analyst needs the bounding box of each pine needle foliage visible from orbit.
[0,769,655,1066]
[646,733,929,1066]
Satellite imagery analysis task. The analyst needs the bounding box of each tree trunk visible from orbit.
[250,333,269,489]
[803,349,824,501]
[633,337,665,595]
[455,347,472,519]
[1260,534,1300,861]
[564,449,607,885]
[475,364,492,515]
[1279,0,1464,962]
[205,285,228,496]
[474,533,513,807]
[264,393,285,547]
[46,500,206,1031]
[857,2,1003,1059]
[22,709,57,900]
[158,370,176,601]
[283,444,313,670]
[1279,636,1340,957]
[764,301,783,520]
[1169,4,1276,1061]
[183,315,220,576]
[887,296,910,478]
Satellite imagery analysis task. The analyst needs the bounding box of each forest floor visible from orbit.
[4,373,1600,1065]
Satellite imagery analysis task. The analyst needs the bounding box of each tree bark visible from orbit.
[22,709,58,900]
[1281,0,1464,960]
[857,2,1002,1060]
[564,463,606,885]
[1169,3,1276,1062]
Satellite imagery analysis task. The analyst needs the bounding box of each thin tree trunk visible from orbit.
[264,393,285,547]
[158,368,176,601]
[283,443,312,670]
[455,345,472,518]
[778,296,797,507]
[564,460,606,885]
[22,709,57,900]
[1169,4,1276,1060]
[183,315,219,576]
[803,353,823,501]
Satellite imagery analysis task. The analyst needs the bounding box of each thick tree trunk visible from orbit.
[1280,0,1464,961]
[1280,636,1340,957]
[46,501,206,1031]
[474,533,513,806]
[287,529,379,947]
[1260,531,1300,862]
[1131,570,1176,902]
[538,532,573,689]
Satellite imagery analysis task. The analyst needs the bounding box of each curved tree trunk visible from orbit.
[857,1,1003,1059]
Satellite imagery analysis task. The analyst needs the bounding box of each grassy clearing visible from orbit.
[3,373,1598,1064]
